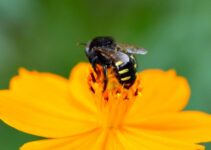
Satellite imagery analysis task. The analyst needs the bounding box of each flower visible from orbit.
[0,62,211,150]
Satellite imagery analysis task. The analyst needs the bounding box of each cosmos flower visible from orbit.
[0,62,211,150]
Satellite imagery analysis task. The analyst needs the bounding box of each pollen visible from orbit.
[1,63,211,149]
[87,66,142,128]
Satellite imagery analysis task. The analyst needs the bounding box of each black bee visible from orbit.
[84,36,147,90]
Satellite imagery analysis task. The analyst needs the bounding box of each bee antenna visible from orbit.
[77,42,87,47]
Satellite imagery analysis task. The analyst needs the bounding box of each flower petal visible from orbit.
[127,69,190,117]
[68,63,98,113]
[116,127,204,150]
[0,68,97,138]
[105,130,124,150]
[125,111,211,143]
[21,129,104,150]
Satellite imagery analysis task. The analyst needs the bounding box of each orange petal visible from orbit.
[125,111,211,143]
[68,63,98,114]
[0,68,98,138]
[20,129,105,150]
[127,69,190,117]
[104,130,124,150]
[116,127,204,150]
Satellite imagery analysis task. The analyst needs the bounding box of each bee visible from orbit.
[83,36,147,90]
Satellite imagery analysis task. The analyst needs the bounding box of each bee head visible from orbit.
[89,36,116,50]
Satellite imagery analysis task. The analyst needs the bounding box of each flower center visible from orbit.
[87,66,142,129]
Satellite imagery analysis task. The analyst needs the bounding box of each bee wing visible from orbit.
[94,47,129,62]
[117,43,148,55]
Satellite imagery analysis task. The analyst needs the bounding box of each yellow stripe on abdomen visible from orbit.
[118,68,129,74]
[115,61,123,66]
[121,76,131,81]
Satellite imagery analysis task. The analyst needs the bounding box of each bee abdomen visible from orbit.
[115,60,137,88]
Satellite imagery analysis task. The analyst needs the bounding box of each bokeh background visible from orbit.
[0,0,211,149]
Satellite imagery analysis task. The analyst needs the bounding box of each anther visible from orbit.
[134,89,139,96]
[103,92,109,101]
[125,95,129,100]
[90,72,96,82]
[104,97,109,101]
[90,86,95,93]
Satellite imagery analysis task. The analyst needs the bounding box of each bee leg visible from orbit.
[91,56,99,74]
[102,65,108,91]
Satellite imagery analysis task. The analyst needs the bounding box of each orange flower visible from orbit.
[0,62,211,150]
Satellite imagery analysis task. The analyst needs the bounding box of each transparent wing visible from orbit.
[93,47,129,62]
[117,43,148,55]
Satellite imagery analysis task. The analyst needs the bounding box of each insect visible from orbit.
[84,36,147,90]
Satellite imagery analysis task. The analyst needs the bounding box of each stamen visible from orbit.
[90,86,95,93]
[87,66,142,128]
[125,96,129,100]
[134,89,138,96]
[103,91,109,101]
[90,72,96,83]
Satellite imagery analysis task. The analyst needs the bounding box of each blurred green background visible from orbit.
[0,0,211,149]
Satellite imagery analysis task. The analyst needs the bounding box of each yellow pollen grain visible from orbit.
[121,76,131,81]
[138,92,142,96]
[117,93,121,97]
[118,69,129,74]
[115,61,123,66]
